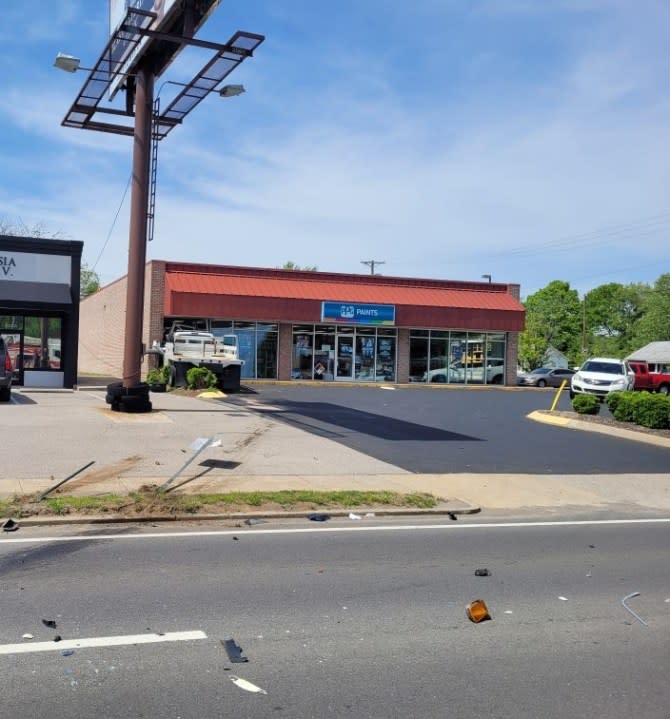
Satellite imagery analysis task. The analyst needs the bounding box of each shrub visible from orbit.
[635,394,670,429]
[613,392,647,423]
[572,394,600,415]
[605,391,625,414]
[186,366,218,390]
[146,365,170,385]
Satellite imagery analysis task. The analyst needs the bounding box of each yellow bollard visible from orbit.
[549,380,567,412]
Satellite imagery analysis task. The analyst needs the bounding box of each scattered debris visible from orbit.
[232,536,239,541]
[364,513,375,518]
[2,518,19,532]
[61,649,74,657]
[558,596,569,601]
[244,518,267,526]
[222,639,248,663]
[447,512,458,521]
[349,513,362,520]
[42,619,57,629]
[474,569,491,577]
[589,544,595,549]
[54,635,62,642]
[466,599,491,623]
[229,675,267,694]
[307,513,330,522]
[504,610,513,615]
[621,592,649,626]
[22,634,34,640]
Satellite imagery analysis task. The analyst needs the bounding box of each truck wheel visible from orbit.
[658,384,669,396]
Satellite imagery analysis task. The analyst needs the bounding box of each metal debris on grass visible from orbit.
[229,675,267,694]
[621,592,649,626]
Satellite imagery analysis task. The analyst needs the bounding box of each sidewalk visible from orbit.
[3,385,670,519]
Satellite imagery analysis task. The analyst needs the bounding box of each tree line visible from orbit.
[519,274,670,370]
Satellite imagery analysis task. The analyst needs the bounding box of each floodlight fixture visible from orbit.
[481,274,492,283]
[54,52,83,73]
[220,84,245,97]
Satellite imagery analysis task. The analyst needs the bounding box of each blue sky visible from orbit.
[0,0,668,299]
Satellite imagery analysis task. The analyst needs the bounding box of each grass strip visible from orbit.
[3,490,439,517]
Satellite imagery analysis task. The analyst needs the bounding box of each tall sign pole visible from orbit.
[122,67,154,388]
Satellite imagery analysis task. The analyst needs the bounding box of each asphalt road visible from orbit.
[1,518,668,718]
[227,385,670,474]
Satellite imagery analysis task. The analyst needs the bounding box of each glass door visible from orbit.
[335,335,354,380]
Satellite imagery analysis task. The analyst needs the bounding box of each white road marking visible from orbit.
[1,518,669,545]
[0,630,207,655]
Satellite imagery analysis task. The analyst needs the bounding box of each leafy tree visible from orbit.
[632,273,670,345]
[80,263,101,298]
[520,281,581,369]
[583,282,646,357]
[281,261,318,271]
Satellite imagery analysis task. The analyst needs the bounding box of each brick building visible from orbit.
[79,261,525,385]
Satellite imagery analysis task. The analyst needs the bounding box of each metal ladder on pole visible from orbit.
[147,97,160,242]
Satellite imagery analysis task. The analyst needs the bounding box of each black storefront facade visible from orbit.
[0,235,82,389]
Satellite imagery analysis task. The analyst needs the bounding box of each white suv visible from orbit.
[570,357,634,400]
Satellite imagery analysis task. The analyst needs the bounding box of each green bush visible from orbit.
[186,366,218,390]
[613,392,647,423]
[146,365,170,384]
[604,391,625,414]
[572,394,600,415]
[635,394,670,429]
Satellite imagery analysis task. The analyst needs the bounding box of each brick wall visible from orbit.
[397,328,410,383]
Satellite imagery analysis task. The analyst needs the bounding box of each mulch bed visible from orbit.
[547,410,670,439]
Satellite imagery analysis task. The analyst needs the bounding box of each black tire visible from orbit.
[119,394,152,413]
[537,379,547,388]
[0,386,10,402]
[569,390,575,400]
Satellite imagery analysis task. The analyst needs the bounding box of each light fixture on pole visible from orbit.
[220,84,245,97]
[53,52,91,73]
[481,274,492,283]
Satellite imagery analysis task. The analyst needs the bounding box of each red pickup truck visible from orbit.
[628,360,670,395]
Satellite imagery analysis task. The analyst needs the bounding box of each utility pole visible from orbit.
[361,260,385,275]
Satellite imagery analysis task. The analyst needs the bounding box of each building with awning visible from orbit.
[79,261,525,385]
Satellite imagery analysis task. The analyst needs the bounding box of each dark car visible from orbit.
[0,337,12,402]
[518,367,575,388]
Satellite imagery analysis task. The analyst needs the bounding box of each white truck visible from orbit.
[151,323,245,392]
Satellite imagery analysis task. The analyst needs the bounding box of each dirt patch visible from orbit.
[56,456,144,492]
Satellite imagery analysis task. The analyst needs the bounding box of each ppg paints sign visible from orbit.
[0,252,70,284]
[321,301,395,326]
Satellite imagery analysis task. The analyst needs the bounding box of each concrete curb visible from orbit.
[528,410,670,449]
[4,504,481,528]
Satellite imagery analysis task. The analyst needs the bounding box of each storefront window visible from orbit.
[376,330,396,382]
[256,324,278,379]
[314,329,335,380]
[355,328,375,381]
[409,336,429,381]
[293,329,314,379]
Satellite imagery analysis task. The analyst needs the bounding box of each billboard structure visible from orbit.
[107,0,220,99]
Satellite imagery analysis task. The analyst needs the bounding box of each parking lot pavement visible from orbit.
[2,384,670,517]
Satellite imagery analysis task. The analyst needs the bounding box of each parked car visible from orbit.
[0,337,12,402]
[570,357,634,400]
[518,367,575,388]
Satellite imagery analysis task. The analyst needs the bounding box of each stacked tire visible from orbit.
[105,382,152,413]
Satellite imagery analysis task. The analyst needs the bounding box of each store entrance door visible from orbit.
[335,335,354,380]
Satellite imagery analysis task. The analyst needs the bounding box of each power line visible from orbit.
[91,173,132,272]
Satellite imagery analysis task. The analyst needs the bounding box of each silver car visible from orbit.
[518,367,575,388]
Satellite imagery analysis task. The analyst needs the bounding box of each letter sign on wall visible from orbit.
[321,302,395,326]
